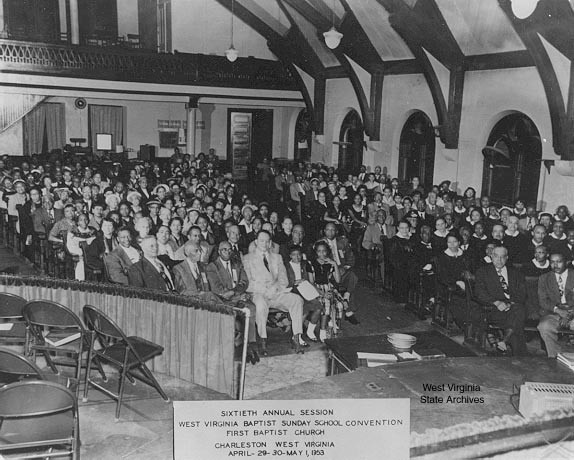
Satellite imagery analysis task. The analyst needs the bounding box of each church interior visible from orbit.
[1,0,574,458]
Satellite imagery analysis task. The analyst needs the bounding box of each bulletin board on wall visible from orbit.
[159,131,179,148]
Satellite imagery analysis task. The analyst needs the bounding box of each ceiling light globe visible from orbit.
[225,46,239,62]
[323,27,343,50]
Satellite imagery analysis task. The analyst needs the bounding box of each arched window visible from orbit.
[398,111,435,188]
[481,113,541,206]
[338,110,364,174]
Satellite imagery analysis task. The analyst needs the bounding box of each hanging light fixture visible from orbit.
[225,0,239,62]
[323,0,343,49]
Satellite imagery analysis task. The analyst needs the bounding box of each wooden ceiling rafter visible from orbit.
[377,0,464,147]
[276,0,330,135]
[499,0,574,160]
[214,0,322,133]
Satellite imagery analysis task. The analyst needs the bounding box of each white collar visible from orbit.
[396,233,411,240]
[532,259,549,268]
[483,256,492,263]
[434,230,448,237]
[532,239,543,246]
[444,248,464,257]
[473,233,487,240]
[505,229,519,237]
[550,233,567,240]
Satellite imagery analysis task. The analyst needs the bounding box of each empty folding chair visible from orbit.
[0,292,27,349]
[83,304,170,419]
[23,300,105,397]
[0,380,79,459]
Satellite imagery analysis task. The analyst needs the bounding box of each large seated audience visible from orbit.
[1,150,573,364]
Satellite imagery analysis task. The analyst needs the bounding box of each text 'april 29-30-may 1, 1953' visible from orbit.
[173,399,410,459]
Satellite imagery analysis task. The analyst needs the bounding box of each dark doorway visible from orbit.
[338,110,364,174]
[227,109,273,181]
[481,113,541,206]
[398,111,436,189]
[294,109,311,162]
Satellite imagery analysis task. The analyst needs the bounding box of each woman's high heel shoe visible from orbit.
[291,336,305,354]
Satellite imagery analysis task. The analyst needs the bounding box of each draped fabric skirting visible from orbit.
[0,275,236,397]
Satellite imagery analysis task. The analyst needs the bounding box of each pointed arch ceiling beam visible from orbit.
[377,0,464,148]
[214,0,285,42]
[499,0,574,159]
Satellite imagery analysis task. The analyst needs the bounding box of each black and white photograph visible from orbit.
[1,0,574,458]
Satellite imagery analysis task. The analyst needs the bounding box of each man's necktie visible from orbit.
[191,264,202,290]
[263,254,270,272]
[159,265,175,291]
[558,274,565,302]
[497,269,510,299]
[227,261,235,287]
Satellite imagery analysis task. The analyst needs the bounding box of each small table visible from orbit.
[325,330,475,375]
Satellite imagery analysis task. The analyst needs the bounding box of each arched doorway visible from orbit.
[398,111,436,188]
[338,110,364,173]
[294,109,312,162]
[481,113,541,206]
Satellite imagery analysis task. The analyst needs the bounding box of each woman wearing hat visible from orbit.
[53,187,71,210]
[126,190,143,214]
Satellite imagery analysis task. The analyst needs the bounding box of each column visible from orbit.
[186,96,199,157]
[0,0,5,38]
[69,0,80,45]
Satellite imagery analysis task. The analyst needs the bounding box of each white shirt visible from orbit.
[555,270,568,304]
[496,266,509,287]
[185,259,198,276]
[289,261,302,281]
[120,245,140,263]
[327,238,341,265]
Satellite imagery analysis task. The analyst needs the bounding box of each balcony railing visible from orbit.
[0,39,299,91]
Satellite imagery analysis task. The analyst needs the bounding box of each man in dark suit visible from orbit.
[322,222,360,324]
[423,191,444,226]
[136,176,151,203]
[474,246,528,355]
[172,241,216,299]
[206,241,259,364]
[279,224,312,263]
[303,178,320,210]
[32,196,62,236]
[537,252,574,357]
[127,236,174,291]
[85,218,117,275]
[104,228,141,285]
[226,224,248,263]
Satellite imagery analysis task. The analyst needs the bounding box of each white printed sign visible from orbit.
[174,398,409,459]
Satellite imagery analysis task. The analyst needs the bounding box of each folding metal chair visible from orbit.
[0,347,76,391]
[0,292,27,349]
[0,380,79,459]
[83,305,170,419]
[23,300,105,397]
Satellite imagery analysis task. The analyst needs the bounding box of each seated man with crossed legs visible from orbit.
[243,230,306,355]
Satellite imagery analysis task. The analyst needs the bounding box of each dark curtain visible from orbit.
[23,102,65,155]
[88,105,125,151]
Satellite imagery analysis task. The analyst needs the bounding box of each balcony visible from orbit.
[0,39,299,91]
